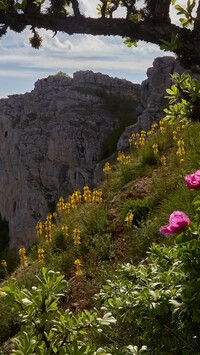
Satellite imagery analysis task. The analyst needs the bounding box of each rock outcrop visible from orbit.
[117,56,183,150]
[136,56,183,131]
[0,71,139,249]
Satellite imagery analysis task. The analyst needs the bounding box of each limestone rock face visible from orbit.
[117,56,183,150]
[0,71,139,249]
[136,56,183,131]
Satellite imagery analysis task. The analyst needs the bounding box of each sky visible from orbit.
[0,0,192,98]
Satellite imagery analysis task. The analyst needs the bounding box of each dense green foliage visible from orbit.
[164,72,200,123]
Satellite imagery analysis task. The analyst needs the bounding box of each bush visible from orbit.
[92,233,114,261]
[1,268,116,354]
[118,199,150,226]
[81,205,108,236]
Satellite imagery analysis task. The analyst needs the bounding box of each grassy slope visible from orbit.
[1,120,200,348]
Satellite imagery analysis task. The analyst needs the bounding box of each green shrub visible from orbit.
[118,199,150,226]
[1,268,116,354]
[81,206,108,236]
[92,233,114,261]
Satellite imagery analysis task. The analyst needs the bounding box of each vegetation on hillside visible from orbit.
[1,73,200,353]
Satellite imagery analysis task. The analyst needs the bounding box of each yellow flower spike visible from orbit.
[19,247,28,267]
[117,151,126,163]
[38,248,45,264]
[1,260,7,269]
[36,221,43,238]
[159,119,166,126]
[176,148,182,156]
[92,189,103,204]
[173,130,177,140]
[160,155,166,166]
[125,211,134,226]
[73,228,81,246]
[57,197,65,213]
[176,139,185,157]
[64,202,71,214]
[74,259,83,277]
[61,224,68,237]
[180,158,185,164]
[83,185,92,202]
[74,259,81,267]
[160,126,166,134]
[177,139,184,148]
[152,143,158,154]
[125,155,131,164]
[103,162,111,174]
[139,137,145,146]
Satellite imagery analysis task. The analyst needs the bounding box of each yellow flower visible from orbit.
[125,211,134,226]
[1,260,7,268]
[117,151,126,163]
[74,259,83,276]
[176,139,185,156]
[160,155,166,166]
[152,143,158,154]
[92,189,103,204]
[70,190,82,209]
[64,202,71,214]
[19,247,27,267]
[129,133,135,145]
[83,185,92,202]
[117,151,131,164]
[57,197,65,213]
[74,228,81,245]
[173,130,177,140]
[61,224,68,236]
[103,162,111,173]
[36,221,43,238]
[38,248,45,264]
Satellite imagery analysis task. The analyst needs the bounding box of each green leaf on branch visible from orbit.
[124,37,138,48]
[160,33,182,52]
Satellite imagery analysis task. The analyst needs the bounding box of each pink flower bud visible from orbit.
[184,170,200,189]
[160,211,190,237]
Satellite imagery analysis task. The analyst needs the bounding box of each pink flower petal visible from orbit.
[184,173,200,189]
[159,224,174,237]
[160,211,190,237]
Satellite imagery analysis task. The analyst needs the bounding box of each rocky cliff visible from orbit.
[118,56,183,150]
[0,71,140,249]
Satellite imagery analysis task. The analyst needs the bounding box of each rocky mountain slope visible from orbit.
[0,56,186,250]
[0,71,139,249]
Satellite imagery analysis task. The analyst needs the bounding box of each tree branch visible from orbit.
[194,2,200,31]
[0,0,200,71]
[145,0,171,23]
[70,0,81,18]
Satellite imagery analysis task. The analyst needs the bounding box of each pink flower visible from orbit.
[184,170,200,189]
[160,211,190,237]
